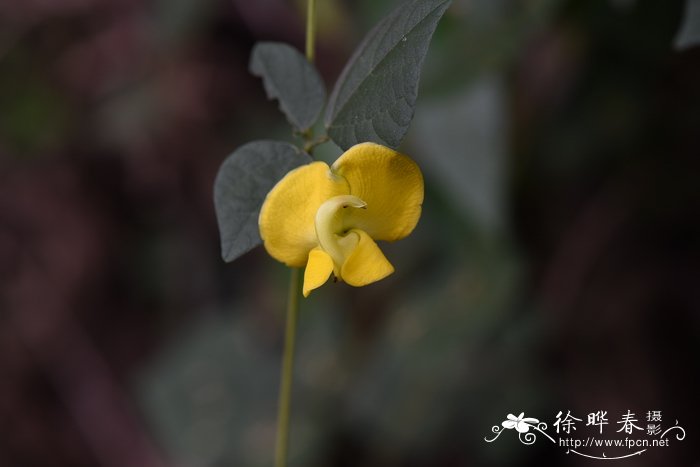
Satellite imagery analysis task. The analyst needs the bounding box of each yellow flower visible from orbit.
[259,142,424,297]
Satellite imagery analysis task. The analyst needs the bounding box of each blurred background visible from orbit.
[1,0,699,466]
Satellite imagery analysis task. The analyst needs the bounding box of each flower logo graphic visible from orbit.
[485,412,555,445]
[502,413,540,433]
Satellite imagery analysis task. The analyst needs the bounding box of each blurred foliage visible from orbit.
[412,76,508,231]
[675,0,700,49]
[0,52,74,155]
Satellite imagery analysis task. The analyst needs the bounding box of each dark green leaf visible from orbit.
[214,141,312,262]
[249,42,326,131]
[675,0,700,50]
[325,0,452,150]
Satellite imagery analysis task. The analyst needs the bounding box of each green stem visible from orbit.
[275,268,301,467]
[306,0,317,63]
[303,135,329,154]
[274,3,317,466]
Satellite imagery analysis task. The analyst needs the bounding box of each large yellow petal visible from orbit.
[340,229,394,287]
[259,162,349,267]
[303,247,334,297]
[331,142,424,241]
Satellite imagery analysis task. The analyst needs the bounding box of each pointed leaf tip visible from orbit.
[325,0,452,150]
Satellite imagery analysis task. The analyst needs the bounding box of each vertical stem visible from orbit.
[275,3,316,466]
[274,268,301,467]
[306,0,317,63]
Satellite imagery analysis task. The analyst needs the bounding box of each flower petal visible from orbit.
[303,247,334,297]
[259,161,349,267]
[502,421,517,429]
[331,142,423,241]
[515,421,530,433]
[340,229,394,286]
